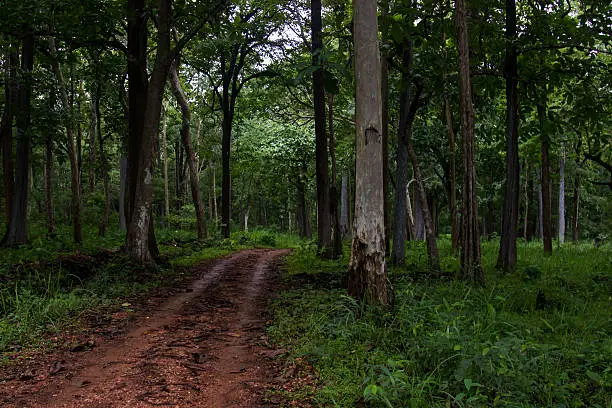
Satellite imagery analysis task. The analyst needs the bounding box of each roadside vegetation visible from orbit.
[269,237,612,407]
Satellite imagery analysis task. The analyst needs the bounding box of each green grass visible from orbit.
[269,238,612,407]
[0,222,299,357]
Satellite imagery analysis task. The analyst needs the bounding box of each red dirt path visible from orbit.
[0,249,297,407]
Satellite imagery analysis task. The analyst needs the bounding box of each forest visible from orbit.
[0,0,610,406]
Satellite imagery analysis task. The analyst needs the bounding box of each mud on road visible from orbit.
[1,249,294,408]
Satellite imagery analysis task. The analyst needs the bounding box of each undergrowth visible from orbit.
[0,225,295,356]
[269,238,612,407]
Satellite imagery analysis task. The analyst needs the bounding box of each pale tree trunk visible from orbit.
[414,187,425,240]
[538,102,553,254]
[572,172,580,241]
[49,36,82,244]
[162,105,170,218]
[170,57,206,239]
[497,0,520,272]
[328,93,342,257]
[311,0,332,258]
[213,165,218,224]
[558,139,566,244]
[455,0,484,284]
[348,0,388,306]
[407,139,440,270]
[406,181,416,241]
[340,174,349,238]
[380,0,391,254]
[126,0,173,263]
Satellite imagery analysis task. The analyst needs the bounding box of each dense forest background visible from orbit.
[0,0,610,406]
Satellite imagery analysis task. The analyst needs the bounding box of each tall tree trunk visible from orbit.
[455,0,484,284]
[537,166,543,239]
[221,112,232,237]
[523,161,529,242]
[407,140,440,270]
[444,100,459,256]
[406,181,416,241]
[96,82,110,237]
[414,186,425,240]
[1,44,17,230]
[391,47,412,266]
[538,103,552,254]
[44,135,55,235]
[170,58,206,239]
[126,0,173,263]
[162,105,170,218]
[340,174,349,238]
[328,93,342,257]
[380,0,391,254]
[119,156,127,231]
[49,36,83,244]
[558,139,566,244]
[311,0,332,258]
[497,0,520,272]
[572,172,580,241]
[348,0,388,305]
[88,81,97,192]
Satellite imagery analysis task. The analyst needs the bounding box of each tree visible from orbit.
[455,0,484,284]
[348,0,388,306]
[311,0,332,258]
[497,0,520,272]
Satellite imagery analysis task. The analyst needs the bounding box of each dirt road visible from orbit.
[1,249,292,407]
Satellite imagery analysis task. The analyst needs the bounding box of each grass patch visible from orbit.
[269,238,612,407]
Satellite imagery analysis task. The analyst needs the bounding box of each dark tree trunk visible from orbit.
[88,80,97,192]
[49,36,83,244]
[538,103,552,254]
[497,0,520,272]
[1,44,17,229]
[444,100,459,256]
[348,0,388,306]
[311,0,332,258]
[328,94,342,257]
[119,156,127,231]
[572,172,580,241]
[126,0,173,263]
[340,174,349,238]
[44,132,56,235]
[455,0,484,284]
[96,82,110,237]
[170,58,207,239]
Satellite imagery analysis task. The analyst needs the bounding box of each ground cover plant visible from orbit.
[269,238,612,407]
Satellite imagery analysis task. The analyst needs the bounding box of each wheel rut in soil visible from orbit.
[3,248,291,408]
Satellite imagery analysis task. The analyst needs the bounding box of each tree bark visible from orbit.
[170,58,207,239]
[538,102,553,254]
[49,36,83,244]
[444,100,459,256]
[1,44,17,230]
[572,172,580,241]
[44,134,56,235]
[407,139,440,270]
[88,80,97,192]
[455,0,484,284]
[380,0,391,254]
[162,105,170,218]
[126,0,173,263]
[119,156,127,231]
[348,0,388,306]
[311,0,332,257]
[328,94,342,257]
[558,139,566,244]
[406,180,416,241]
[497,0,520,272]
[96,81,110,237]
[340,174,349,238]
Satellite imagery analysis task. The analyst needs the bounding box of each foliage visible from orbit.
[269,238,612,407]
